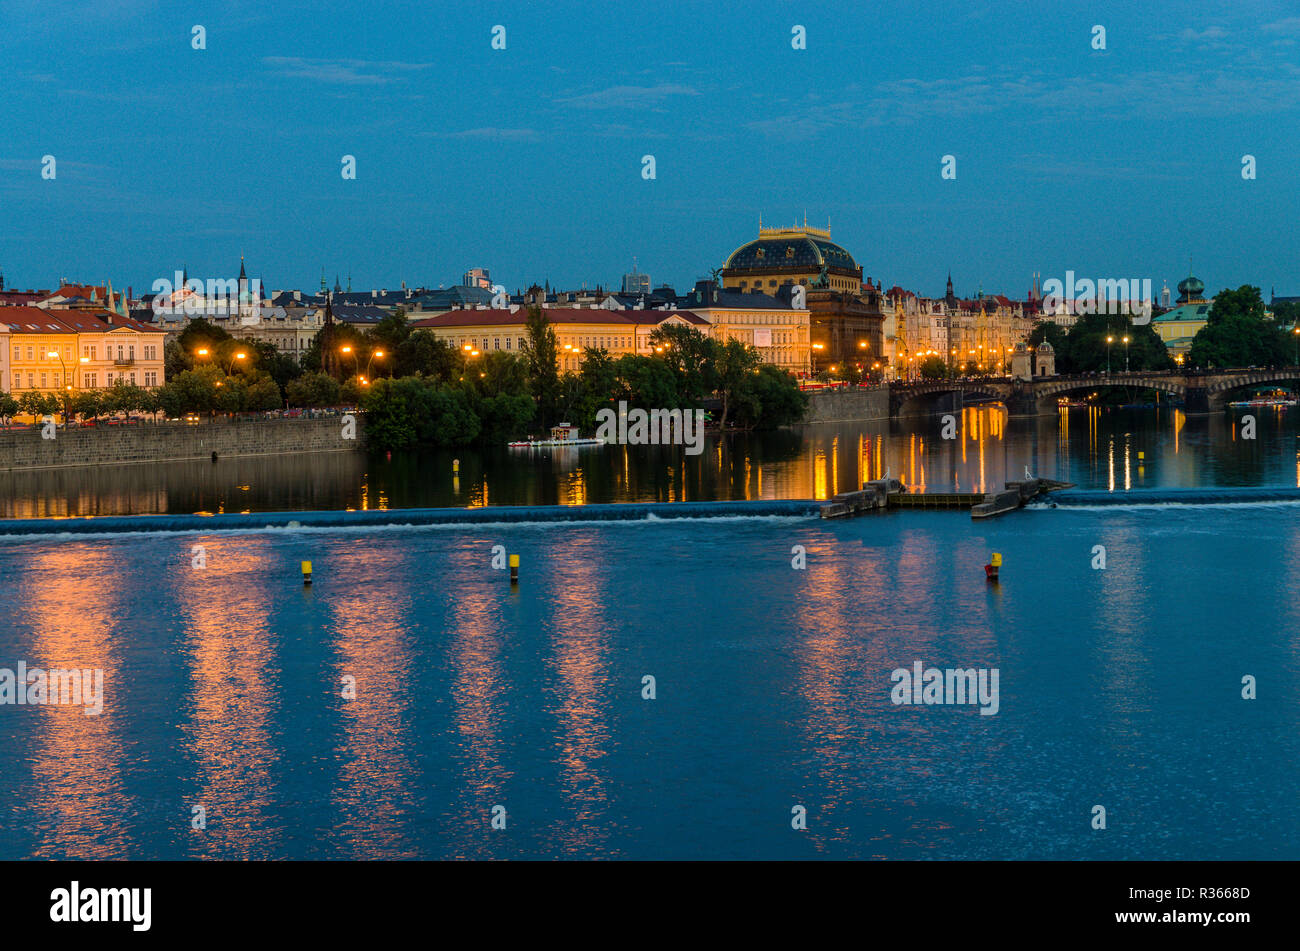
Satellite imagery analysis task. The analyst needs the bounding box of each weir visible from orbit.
[820,477,1074,519]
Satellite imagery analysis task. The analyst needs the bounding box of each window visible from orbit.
[26,347,33,361]
[11,374,18,389]
[27,373,33,388]
[494,338,500,350]
[505,338,511,350]
[13,346,20,361]
[40,373,47,388]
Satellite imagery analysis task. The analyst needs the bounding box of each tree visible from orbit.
[919,355,950,379]
[713,338,761,427]
[613,354,678,409]
[396,331,462,381]
[520,305,560,426]
[0,393,19,424]
[1028,320,1068,354]
[1189,285,1289,368]
[369,308,412,353]
[649,324,719,402]
[728,364,808,429]
[1062,312,1172,373]
[286,371,342,407]
[243,377,283,411]
[158,365,223,414]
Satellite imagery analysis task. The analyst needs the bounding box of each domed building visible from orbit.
[722,223,863,294]
[1176,274,1206,304]
[1153,271,1213,362]
[719,221,884,372]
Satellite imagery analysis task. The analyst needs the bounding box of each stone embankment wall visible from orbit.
[802,387,890,423]
[0,416,366,471]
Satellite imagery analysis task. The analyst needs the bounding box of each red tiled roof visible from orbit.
[410,308,709,328]
[0,306,164,334]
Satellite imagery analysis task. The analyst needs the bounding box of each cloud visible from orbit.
[263,57,432,85]
[441,128,540,141]
[1178,26,1228,42]
[1263,17,1300,35]
[556,83,699,109]
[745,62,1300,137]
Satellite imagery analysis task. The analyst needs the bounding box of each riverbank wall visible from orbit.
[802,387,890,423]
[0,416,366,471]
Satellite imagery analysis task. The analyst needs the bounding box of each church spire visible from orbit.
[239,252,246,281]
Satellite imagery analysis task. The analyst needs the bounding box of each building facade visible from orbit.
[1,307,167,394]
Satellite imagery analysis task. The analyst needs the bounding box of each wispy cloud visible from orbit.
[746,62,1300,137]
[556,83,699,109]
[440,128,540,141]
[1263,17,1300,35]
[262,57,432,85]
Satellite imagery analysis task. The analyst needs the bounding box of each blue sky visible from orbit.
[4,0,1300,301]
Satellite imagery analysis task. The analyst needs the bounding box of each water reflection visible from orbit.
[6,406,1300,518]
[326,552,419,859]
[175,540,285,859]
[542,533,615,856]
[21,546,131,858]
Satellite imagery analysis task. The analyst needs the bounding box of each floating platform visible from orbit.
[820,477,1074,520]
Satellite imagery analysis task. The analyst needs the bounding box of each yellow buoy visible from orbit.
[991,552,1002,567]
[508,553,519,585]
[301,560,313,585]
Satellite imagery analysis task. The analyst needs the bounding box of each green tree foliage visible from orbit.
[520,305,560,426]
[286,371,342,408]
[1028,320,1068,355]
[369,309,412,353]
[0,393,19,423]
[649,324,718,402]
[395,331,462,381]
[919,355,950,379]
[1189,286,1289,368]
[243,376,283,411]
[613,354,679,409]
[1061,312,1172,373]
[156,366,224,415]
[713,338,761,427]
[360,377,481,449]
[726,364,809,429]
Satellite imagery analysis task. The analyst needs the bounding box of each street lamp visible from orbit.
[339,345,360,378]
[1122,335,1130,372]
[811,342,825,376]
[1292,326,1299,366]
[48,350,73,424]
[366,349,385,378]
[1106,335,1114,374]
[227,351,247,375]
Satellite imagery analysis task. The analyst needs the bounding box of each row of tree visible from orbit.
[361,308,808,449]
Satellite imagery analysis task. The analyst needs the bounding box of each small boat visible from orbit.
[508,423,606,449]
[1228,398,1297,408]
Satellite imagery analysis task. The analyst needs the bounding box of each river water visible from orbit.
[0,502,1296,859]
[2,406,1298,518]
[1,406,1297,860]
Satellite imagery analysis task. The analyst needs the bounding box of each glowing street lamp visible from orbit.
[1106,335,1114,374]
[1122,335,1131,372]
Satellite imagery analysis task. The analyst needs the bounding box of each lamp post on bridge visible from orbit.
[1123,335,1130,372]
[1106,335,1114,374]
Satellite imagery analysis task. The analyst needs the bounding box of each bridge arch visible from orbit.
[1204,369,1300,397]
[889,382,1009,417]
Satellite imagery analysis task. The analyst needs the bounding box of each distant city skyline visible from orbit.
[6,1,1300,297]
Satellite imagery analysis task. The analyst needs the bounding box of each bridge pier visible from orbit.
[1184,387,1210,414]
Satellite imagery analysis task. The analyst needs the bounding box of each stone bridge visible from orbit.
[888,368,1300,417]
